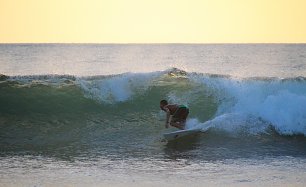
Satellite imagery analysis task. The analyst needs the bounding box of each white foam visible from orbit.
[259,90,306,135]
[190,75,306,136]
[185,113,269,137]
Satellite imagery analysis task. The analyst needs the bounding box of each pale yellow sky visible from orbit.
[0,0,306,43]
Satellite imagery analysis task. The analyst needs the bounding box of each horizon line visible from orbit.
[1,42,306,45]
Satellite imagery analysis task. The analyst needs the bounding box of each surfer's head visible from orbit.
[160,99,168,110]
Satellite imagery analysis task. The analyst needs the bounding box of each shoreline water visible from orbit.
[1,156,305,187]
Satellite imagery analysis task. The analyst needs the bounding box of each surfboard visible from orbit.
[163,128,202,141]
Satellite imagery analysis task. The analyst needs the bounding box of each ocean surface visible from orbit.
[0,44,306,186]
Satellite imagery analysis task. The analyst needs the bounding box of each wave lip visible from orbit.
[77,72,163,103]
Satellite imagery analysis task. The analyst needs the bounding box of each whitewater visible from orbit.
[1,44,306,186]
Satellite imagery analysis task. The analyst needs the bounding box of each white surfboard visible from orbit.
[163,128,202,141]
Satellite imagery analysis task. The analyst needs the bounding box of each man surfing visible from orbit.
[160,100,189,130]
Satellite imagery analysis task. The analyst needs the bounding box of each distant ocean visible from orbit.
[1,44,306,186]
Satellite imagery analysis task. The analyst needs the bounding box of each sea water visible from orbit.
[0,44,306,186]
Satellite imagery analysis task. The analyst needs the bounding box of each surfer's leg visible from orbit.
[170,120,185,130]
[170,122,184,130]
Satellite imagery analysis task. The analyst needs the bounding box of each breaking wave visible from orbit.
[1,68,306,138]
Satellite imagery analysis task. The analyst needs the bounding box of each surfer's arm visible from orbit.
[166,115,173,129]
[164,107,171,128]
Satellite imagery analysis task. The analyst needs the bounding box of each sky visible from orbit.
[0,0,306,43]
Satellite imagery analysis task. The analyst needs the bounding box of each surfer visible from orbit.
[160,100,189,130]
